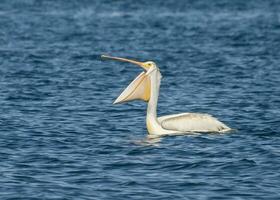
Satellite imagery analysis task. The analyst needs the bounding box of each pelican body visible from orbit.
[102,55,231,136]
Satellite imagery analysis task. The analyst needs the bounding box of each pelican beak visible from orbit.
[101,55,151,104]
[101,55,150,71]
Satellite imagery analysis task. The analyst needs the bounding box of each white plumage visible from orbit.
[102,55,231,136]
[159,113,231,133]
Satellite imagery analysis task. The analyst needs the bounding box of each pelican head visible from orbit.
[101,55,157,72]
[101,55,160,104]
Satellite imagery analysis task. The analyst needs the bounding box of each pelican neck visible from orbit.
[146,70,162,134]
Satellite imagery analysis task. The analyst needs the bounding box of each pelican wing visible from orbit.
[158,113,230,133]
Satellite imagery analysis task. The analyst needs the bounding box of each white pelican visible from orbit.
[102,55,231,137]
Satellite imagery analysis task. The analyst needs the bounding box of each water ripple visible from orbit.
[1,0,280,199]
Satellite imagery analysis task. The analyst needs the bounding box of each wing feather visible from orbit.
[159,113,230,133]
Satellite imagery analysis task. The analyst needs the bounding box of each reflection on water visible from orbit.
[132,136,162,146]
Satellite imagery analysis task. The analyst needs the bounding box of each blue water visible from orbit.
[1,0,280,199]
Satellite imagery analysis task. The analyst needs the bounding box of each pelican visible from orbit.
[102,55,231,137]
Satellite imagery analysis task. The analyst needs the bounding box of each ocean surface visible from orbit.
[1,0,280,199]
